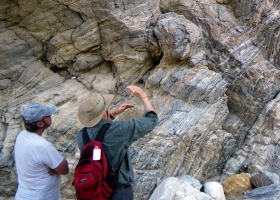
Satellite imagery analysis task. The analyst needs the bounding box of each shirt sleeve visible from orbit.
[107,110,158,149]
[41,143,64,169]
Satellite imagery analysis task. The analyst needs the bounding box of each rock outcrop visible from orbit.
[222,173,253,200]
[1,0,280,199]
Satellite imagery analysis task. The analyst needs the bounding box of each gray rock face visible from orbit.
[239,184,280,200]
[154,12,202,60]
[251,173,273,188]
[1,0,280,199]
[263,171,280,185]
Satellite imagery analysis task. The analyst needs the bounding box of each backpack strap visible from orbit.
[82,123,111,145]
[95,123,111,142]
[82,123,129,180]
[82,128,91,145]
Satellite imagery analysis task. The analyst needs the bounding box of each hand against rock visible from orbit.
[117,104,134,114]
[126,85,148,99]
[126,85,154,111]
[48,168,57,176]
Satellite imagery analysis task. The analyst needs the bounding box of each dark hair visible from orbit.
[23,119,39,132]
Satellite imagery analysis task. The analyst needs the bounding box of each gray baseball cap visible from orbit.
[22,102,56,123]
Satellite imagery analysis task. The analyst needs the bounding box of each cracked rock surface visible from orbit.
[1,0,280,199]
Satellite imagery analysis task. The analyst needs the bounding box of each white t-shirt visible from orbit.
[14,130,64,200]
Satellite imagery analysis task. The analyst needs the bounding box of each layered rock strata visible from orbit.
[0,0,280,199]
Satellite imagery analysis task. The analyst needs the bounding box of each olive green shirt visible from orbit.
[76,111,158,185]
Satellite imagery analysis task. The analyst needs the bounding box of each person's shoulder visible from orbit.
[108,119,133,131]
[16,130,26,138]
[91,120,114,130]
[77,127,84,135]
[30,134,53,148]
[17,129,29,136]
[76,128,85,142]
[38,137,52,147]
[27,134,52,150]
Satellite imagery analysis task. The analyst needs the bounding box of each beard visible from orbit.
[42,120,51,129]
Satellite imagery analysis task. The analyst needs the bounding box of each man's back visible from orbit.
[76,110,158,185]
[76,85,158,199]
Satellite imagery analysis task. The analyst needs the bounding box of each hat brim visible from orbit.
[78,94,114,127]
[44,105,56,116]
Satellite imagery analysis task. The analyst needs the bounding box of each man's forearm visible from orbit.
[141,96,154,111]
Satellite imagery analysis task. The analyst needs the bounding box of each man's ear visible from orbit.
[37,121,44,128]
[103,109,110,120]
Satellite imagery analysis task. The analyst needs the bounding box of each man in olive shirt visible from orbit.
[76,85,158,200]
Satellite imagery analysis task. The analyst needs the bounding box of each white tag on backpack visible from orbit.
[93,146,101,160]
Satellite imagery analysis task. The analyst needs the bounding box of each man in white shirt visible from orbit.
[14,103,69,200]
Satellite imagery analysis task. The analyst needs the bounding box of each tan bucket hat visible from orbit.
[78,93,114,127]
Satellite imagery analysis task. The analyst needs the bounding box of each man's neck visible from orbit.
[34,128,44,136]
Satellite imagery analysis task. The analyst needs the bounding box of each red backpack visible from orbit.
[73,123,116,200]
